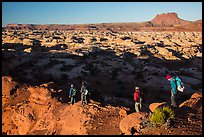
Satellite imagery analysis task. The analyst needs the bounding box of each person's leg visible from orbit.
[59,96,62,102]
[81,94,84,105]
[135,102,140,112]
[84,95,87,104]
[171,94,177,107]
[70,97,73,104]
[73,96,75,104]
[139,98,142,111]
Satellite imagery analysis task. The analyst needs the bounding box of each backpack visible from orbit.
[175,76,185,92]
[84,89,88,96]
[72,88,76,96]
[70,88,76,97]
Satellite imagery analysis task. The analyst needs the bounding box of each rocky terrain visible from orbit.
[2,12,202,135]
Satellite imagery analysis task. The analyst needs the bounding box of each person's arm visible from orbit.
[69,88,72,97]
[73,88,76,96]
[140,91,144,98]
[80,86,83,93]
[133,92,136,101]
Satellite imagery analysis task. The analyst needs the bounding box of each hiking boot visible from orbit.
[171,104,177,107]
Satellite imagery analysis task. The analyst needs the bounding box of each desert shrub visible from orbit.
[150,106,174,126]
[162,106,174,119]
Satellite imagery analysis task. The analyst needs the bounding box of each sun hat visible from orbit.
[135,87,139,90]
[166,75,172,80]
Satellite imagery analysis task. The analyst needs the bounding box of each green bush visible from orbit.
[150,106,174,126]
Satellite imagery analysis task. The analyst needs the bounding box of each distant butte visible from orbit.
[150,12,189,26]
[3,12,202,31]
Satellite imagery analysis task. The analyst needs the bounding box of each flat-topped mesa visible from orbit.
[155,12,178,17]
[150,12,189,26]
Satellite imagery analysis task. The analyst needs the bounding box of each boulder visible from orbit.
[2,76,18,97]
[191,92,202,99]
[149,102,167,113]
[119,112,149,135]
[179,92,202,110]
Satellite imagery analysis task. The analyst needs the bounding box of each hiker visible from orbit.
[134,86,143,112]
[166,74,185,107]
[69,84,77,105]
[80,81,89,105]
[166,75,178,107]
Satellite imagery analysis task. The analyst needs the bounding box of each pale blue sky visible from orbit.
[2,2,202,26]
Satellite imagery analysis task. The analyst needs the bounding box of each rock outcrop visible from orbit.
[149,102,167,113]
[119,112,149,135]
[2,76,18,97]
[179,92,202,111]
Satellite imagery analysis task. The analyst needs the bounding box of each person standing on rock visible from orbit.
[166,74,178,107]
[69,84,77,105]
[80,81,89,105]
[134,86,143,112]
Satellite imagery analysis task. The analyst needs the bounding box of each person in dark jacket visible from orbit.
[166,74,177,107]
[69,84,77,105]
[134,86,143,112]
